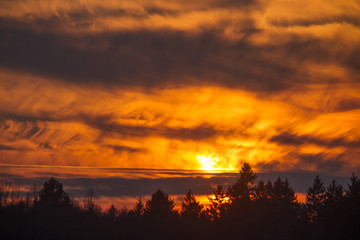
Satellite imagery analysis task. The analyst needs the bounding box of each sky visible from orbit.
[0,0,360,207]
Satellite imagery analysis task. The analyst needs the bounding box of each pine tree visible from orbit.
[325,179,343,204]
[83,188,101,215]
[319,179,344,226]
[181,189,203,219]
[144,189,177,219]
[272,177,298,206]
[133,197,144,217]
[306,175,325,223]
[228,162,257,201]
[106,204,120,221]
[207,185,229,220]
[37,177,71,206]
[347,173,360,200]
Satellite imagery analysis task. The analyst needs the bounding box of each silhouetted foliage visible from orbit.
[228,162,257,201]
[347,173,360,199]
[144,189,178,219]
[325,179,344,205]
[181,189,203,220]
[83,188,101,216]
[131,196,144,217]
[106,204,120,221]
[306,175,325,223]
[0,181,21,207]
[272,177,298,206]
[207,185,229,221]
[344,174,360,238]
[225,162,258,236]
[37,177,71,206]
[1,167,360,240]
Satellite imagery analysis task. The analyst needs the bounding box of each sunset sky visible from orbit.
[1,0,360,206]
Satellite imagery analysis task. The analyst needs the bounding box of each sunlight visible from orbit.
[196,155,235,171]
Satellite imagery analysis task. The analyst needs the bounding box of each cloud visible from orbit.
[0,165,351,198]
[39,142,54,149]
[335,98,360,112]
[83,114,222,141]
[295,153,345,173]
[268,14,360,28]
[0,144,18,151]
[0,0,360,175]
[104,144,143,153]
[0,0,359,94]
[0,25,294,92]
[270,132,360,148]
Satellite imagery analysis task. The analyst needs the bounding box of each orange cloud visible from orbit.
[1,0,360,175]
[1,69,359,174]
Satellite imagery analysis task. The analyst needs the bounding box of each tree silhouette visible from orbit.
[0,181,21,207]
[260,177,300,238]
[228,162,257,201]
[181,189,203,220]
[347,173,360,200]
[317,179,345,238]
[144,189,177,219]
[2,165,360,240]
[37,177,71,206]
[306,175,325,223]
[143,190,179,239]
[207,185,229,220]
[83,188,101,216]
[254,180,273,203]
[225,162,257,229]
[325,179,343,205]
[132,197,144,217]
[344,174,360,238]
[106,204,120,221]
[272,177,298,206]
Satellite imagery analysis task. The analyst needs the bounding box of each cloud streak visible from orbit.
[270,132,360,148]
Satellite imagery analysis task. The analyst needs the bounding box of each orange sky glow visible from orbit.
[0,0,360,205]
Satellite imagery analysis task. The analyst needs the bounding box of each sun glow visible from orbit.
[196,155,235,171]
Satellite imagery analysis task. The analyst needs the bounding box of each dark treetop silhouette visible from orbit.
[0,163,359,240]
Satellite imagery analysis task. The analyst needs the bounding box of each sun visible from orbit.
[196,155,234,171]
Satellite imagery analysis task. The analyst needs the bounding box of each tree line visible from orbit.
[0,163,359,239]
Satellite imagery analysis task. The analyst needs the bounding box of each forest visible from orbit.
[0,163,359,240]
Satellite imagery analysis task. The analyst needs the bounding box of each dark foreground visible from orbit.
[1,163,359,240]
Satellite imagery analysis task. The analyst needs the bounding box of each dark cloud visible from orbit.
[104,144,143,153]
[0,0,359,93]
[39,142,53,149]
[0,167,352,198]
[268,14,360,28]
[269,132,304,146]
[270,132,360,148]
[0,16,297,92]
[144,7,179,17]
[63,176,236,197]
[213,0,266,9]
[257,152,351,175]
[83,114,222,141]
[335,97,360,112]
[0,111,56,122]
[296,153,345,173]
[256,170,350,193]
[0,144,32,152]
[65,6,147,21]
[0,144,18,151]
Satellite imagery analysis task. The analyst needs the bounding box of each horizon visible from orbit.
[0,162,353,209]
